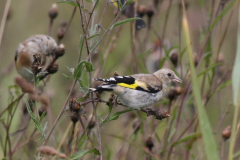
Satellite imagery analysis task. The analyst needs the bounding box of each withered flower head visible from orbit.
[15,77,34,94]
[57,27,66,40]
[55,44,65,57]
[47,62,59,74]
[114,71,119,76]
[31,54,43,75]
[137,5,146,17]
[49,3,58,19]
[146,3,154,18]
[222,126,231,140]
[69,98,81,113]
[71,113,79,124]
[154,108,170,120]
[145,136,154,151]
[170,50,179,66]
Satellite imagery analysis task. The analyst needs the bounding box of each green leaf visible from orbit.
[101,109,133,125]
[74,61,93,79]
[117,0,123,10]
[138,48,152,60]
[40,111,47,122]
[234,150,240,158]
[77,92,90,102]
[78,79,89,94]
[210,0,237,31]
[85,0,92,3]
[126,0,134,5]
[0,118,4,122]
[70,149,100,160]
[112,17,141,28]
[172,133,202,147]
[87,33,99,40]
[62,73,74,79]
[229,5,240,159]
[182,5,220,160]
[216,80,232,92]
[57,0,78,6]
[197,63,222,77]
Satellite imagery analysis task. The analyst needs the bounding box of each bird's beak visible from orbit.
[172,75,182,83]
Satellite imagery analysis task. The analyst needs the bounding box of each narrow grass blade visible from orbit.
[181,1,219,159]
[228,5,240,160]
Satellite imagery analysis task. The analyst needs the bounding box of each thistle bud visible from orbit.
[146,3,154,19]
[55,44,65,58]
[57,28,66,40]
[222,126,231,140]
[49,3,58,20]
[137,5,146,17]
[71,113,79,124]
[69,98,81,113]
[32,54,43,75]
[47,62,59,74]
[170,50,178,66]
[145,136,154,151]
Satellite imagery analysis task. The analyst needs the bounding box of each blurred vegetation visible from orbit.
[0,0,240,159]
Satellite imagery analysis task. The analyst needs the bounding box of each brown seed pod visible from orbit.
[55,44,65,58]
[31,54,43,75]
[153,108,170,120]
[146,3,154,18]
[222,126,231,140]
[47,62,59,74]
[57,27,66,40]
[137,5,146,17]
[114,71,119,76]
[170,50,179,66]
[49,3,58,20]
[69,98,81,113]
[145,136,154,151]
[71,113,79,124]
[88,120,96,130]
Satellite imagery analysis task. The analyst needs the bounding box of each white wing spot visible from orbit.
[117,76,123,78]
[109,77,116,81]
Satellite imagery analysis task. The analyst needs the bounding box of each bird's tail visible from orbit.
[90,84,114,92]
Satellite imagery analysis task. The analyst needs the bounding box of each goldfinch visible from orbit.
[112,0,146,30]
[15,35,57,81]
[90,69,182,109]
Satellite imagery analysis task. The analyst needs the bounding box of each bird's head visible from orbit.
[154,69,182,85]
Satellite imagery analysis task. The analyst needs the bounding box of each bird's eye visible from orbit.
[167,73,171,77]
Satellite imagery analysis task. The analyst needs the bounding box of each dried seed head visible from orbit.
[38,146,66,158]
[175,86,182,95]
[57,27,66,40]
[154,108,170,120]
[137,5,146,17]
[60,20,68,27]
[145,136,154,151]
[69,98,81,113]
[88,120,96,130]
[114,71,119,76]
[39,106,47,117]
[146,3,154,19]
[222,126,231,140]
[170,50,179,66]
[32,54,43,75]
[71,113,79,124]
[47,62,59,74]
[55,44,65,58]
[15,77,34,94]
[49,3,58,20]
[193,53,198,66]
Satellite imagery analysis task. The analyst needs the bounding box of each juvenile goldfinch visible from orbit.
[15,35,57,81]
[90,69,182,109]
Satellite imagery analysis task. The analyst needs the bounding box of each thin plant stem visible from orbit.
[0,0,11,47]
